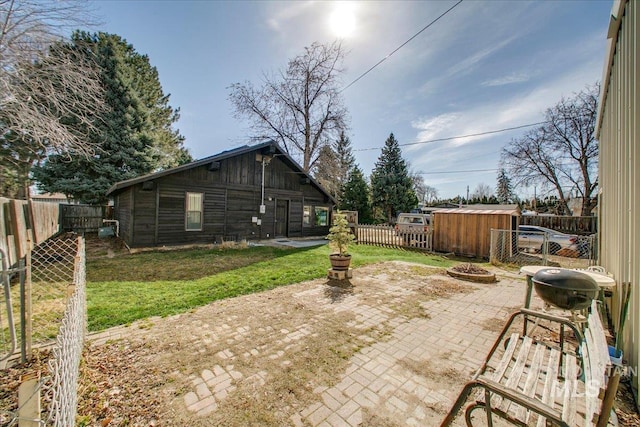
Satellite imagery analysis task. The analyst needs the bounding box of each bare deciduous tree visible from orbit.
[228,41,349,171]
[410,170,426,204]
[424,185,438,204]
[0,0,105,157]
[501,84,599,216]
[471,183,493,200]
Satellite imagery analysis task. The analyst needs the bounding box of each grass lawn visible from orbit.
[86,243,454,332]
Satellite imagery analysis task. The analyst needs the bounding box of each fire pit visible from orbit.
[532,268,599,310]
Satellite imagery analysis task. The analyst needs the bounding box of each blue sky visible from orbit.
[91,0,612,200]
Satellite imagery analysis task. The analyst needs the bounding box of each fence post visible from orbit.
[18,371,41,427]
[19,258,28,363]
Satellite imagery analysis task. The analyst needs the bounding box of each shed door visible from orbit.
[275,199,289,237]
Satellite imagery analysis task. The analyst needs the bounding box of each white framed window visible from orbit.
[315,206,329,226]
[185,192,203,231]
[303,205,311,226]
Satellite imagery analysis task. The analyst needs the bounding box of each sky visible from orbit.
[90,0,612,201]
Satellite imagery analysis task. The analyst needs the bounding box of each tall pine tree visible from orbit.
[33,32,191,204]
[340,165,373,224]
[370,133,417,223]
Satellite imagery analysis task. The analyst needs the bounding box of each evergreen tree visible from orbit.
[0,125,45,199]
[340,165,373,224]
[370,133,418,223]
[33,32,191,204]
[335,131,355,185]
[496,169,514,204]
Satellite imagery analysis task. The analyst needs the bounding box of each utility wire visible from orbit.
[341,0,464,93]
[420,168,500,175]
[354,121,548,152]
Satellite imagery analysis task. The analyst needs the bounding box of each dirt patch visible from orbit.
[83,234,130,260]
[361,408,401,427]
[481,317,507,333]
[450,263,489,275]
[0,350,51,426]
[616,378,640,426]
[398,358,461,384]
[418,277,475,298]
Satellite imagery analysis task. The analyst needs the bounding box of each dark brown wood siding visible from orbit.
[131,184,157,246]
[112,149,333,247]
[289,199,303,236]
[114,188,133,243]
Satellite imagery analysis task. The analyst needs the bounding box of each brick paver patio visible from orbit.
[88,262,543,426]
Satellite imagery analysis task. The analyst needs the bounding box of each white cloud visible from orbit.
[481,73,530,87]
[448,37,517,77]
[410,113,460,144]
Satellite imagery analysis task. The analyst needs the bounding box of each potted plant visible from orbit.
[327,210,355,271]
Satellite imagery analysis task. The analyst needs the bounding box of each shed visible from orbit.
[433,207,520,258]
[106,141,335,248]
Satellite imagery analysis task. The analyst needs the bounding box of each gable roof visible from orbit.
[106,141,335,203]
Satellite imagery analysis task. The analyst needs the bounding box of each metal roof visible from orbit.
[434,208,520,216]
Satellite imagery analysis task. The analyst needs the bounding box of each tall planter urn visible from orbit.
[327,210,355,272]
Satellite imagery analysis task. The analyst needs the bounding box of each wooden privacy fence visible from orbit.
[520,215,597,235]
[355,224,433,251]
[59,204,106,232]
[0,197,60,266]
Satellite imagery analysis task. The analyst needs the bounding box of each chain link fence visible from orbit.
[44,236,86,426]
[30,233,81,345]
[0,234,86,426]
[1,233,80,364]
[490,229,597,269]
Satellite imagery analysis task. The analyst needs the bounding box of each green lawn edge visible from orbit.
[87,244,453,332]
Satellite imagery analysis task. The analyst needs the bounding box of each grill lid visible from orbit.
[532,268,598,292]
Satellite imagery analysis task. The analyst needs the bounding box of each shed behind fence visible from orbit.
[433,208,520,258]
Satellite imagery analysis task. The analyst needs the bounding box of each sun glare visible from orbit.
[329,3,356,38]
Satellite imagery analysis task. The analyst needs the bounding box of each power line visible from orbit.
[419,168,499,175]
[354,121,548,152]
[341,0,464,93]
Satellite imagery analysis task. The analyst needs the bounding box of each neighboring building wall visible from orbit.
[113,189,133,244]
[596,0,639,398]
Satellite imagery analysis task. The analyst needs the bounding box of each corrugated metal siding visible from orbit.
[596,0,639,396]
